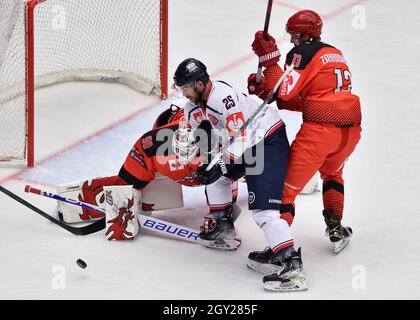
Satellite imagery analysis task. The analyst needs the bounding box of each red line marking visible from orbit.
[213,0,365,78]
[272,0,367,20]
[322,0,367,20]
[15,178,56,189]
[272,0,302,11]
[211,54,255,78]
[1,0,365,186]
[0,99,160,185]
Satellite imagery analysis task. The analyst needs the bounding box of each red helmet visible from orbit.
[286,10,323,39]
[153,105,184,129]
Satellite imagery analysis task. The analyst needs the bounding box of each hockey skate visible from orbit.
[199,207,240,251]
[323,209,353,254]
[263,247,308,292]
[247,247,284,275]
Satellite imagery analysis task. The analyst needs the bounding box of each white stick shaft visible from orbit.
[137,215,200,243]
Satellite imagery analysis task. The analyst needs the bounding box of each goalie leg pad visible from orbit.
[56,176,127,223]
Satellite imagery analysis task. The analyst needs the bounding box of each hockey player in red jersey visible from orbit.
[247,10,362,272]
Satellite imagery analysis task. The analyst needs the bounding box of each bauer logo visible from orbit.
[143,219,199,241]
[101,76,120,82]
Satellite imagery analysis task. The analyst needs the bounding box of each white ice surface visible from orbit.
[1,0,420,299]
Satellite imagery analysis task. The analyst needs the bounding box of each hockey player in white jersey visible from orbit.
[173,58,307,292]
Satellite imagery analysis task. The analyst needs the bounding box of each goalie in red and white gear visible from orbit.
[56,101,240,247]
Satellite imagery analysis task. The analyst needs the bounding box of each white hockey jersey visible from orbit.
[183,80,285,159]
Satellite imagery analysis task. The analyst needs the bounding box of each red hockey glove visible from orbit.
[247,73,270,100]
[252,31,281,67]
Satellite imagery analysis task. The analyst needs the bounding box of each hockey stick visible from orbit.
[0,185,105,235]
[206,62,295,171]
[256,0,274,83]
[25,185,107,214]
[24,185,201,244]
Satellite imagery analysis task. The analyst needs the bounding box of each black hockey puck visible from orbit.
[76,259,87,269]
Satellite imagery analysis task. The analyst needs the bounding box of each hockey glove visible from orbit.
[194,120,218,162]
[197,156,233,185]
[252,31,281,67]
[247,73,270,100]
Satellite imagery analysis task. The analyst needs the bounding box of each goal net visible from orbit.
[0,0,168,166]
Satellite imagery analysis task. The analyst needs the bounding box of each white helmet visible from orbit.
[172,126,199,164]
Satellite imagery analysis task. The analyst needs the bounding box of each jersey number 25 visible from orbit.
[223,95,236,110]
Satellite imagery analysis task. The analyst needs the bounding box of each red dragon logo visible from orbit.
[106,197,136,241]
[78,180,106,220]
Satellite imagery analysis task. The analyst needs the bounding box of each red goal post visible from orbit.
[0,0,168,167]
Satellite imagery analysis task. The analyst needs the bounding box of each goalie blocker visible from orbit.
[103,185,140,241]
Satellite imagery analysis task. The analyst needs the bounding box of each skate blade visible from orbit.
[333,237,350,254]
[199,238,239,251]
[263,278,308,292]
[247,260,283,275]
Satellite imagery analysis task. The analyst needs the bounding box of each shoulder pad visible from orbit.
[140,124,178,158]
[286,42,335,70]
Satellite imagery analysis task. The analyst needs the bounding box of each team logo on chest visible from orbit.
[168,159,185,172]
[193,111,219,126]
[226,112,246,137]
[280,69,301,96]
[207,113,219,126]
[193,112,203,124]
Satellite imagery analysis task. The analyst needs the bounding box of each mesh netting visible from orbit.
[0,0,26,162]
[0,0,164,163]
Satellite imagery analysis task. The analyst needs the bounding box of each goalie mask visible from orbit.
[172,125,199,164]
[172,120,221,164]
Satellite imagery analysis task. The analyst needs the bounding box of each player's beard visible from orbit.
[195,86,207,104]
[193,90,203,104]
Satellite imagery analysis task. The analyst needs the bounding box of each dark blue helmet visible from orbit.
[173,58,209,87]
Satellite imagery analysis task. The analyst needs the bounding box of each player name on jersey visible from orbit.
[320,53,347,65]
